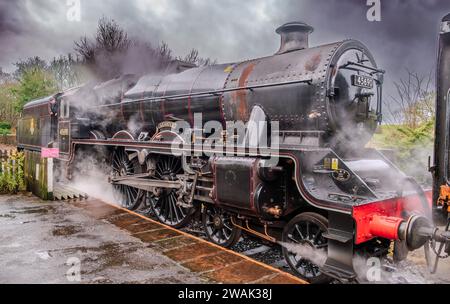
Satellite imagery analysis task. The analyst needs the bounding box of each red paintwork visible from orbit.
[369,215,403,240]
[353,190,432,244]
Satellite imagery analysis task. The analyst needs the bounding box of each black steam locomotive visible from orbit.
[17,22,450,283]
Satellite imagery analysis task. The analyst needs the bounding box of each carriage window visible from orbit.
[60,99,70,119]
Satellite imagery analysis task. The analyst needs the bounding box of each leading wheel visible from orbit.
[111,148,144,210]
[147,155,193,228]
[282,212,330,284]
[202,205,242,248]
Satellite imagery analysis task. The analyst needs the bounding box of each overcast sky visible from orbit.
[1,0,450,98]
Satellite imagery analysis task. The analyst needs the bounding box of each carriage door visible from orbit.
[58,98,71,155]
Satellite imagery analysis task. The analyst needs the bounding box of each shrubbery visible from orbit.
[0,151,25,194]
[0,121,12,135]
[369,120,434,185]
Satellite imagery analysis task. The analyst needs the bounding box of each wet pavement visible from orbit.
[0,194,305,284]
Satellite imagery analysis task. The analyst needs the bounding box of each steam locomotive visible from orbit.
[17,21,450,283]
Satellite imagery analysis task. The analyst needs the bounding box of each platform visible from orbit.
[0,193,306,284]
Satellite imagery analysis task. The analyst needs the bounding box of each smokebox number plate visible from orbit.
[351,75,373,89]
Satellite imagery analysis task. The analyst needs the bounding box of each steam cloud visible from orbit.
[280,241,437,283]
[61,150,118,204]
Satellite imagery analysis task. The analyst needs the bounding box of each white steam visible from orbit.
[279,241,438,283]
[69,151,119,205]
[278,242,327,268]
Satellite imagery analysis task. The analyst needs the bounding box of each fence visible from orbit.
[23,150,53,200]
[0,149,54,199]
[0,149,11,161]
[0,149,25,194]
[0,149,20,175]
[0,134,16,146]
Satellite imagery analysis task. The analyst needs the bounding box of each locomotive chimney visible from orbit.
[275,22,314,55]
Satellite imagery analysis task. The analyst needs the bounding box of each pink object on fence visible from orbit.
[41,148,60,159]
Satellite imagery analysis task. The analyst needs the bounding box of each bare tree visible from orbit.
[180,49,216,67]
[0,68,13,85]
[157,41,173,64]
[74,36,95,64]
[13,56,48,80]
[384,69,435,128]
[74,17,214,80]
[74,17,131,79]
[95,17,131,53]
[75,17,131,61]
[50,54,81,90]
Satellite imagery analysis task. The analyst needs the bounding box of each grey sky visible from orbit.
[1,0,450,99]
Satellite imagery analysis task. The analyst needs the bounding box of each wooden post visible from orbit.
[24,150,54,200]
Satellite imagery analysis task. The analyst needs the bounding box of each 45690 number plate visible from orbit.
[351,74,374,89]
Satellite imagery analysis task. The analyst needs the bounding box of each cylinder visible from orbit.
[369,215,404,240]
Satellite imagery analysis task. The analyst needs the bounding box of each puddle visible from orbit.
[52,225,82,236]
[61,242,140,274]
[35,251,52,260]
[0,214,15,219]
[90,276,114,284]
[11,207,53,215]
[19,221,36,224]
[75,234,99,240]
[94,243,139,270]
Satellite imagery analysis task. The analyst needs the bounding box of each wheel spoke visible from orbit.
[171,196,180,224]
[163,198,170,220]
[295,224,305,240]
[171,198,181,223]
[313,231,321,243]
[168,196,174,223]
[288,235,300,244]
[212,228,219,237]
[113,158,121,170]
[223,222,233,231]
[222,228,231,239]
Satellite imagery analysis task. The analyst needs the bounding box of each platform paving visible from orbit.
[0,194,306,284]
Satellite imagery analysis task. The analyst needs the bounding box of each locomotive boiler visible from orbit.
[17,21,450,283]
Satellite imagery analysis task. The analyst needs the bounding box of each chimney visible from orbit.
[275,22,314,55]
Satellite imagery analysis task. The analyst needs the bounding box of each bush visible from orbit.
[0,122,12,136]
[11,68,57,112]
[369,121,434,185]
[0,151,25,194]
[0,128,10,136]
[0,122,11,129]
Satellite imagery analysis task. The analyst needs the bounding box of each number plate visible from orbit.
[351,75,374,89]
